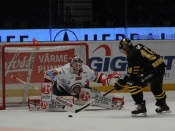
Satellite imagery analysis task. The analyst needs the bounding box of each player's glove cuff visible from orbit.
[114,79,125,90]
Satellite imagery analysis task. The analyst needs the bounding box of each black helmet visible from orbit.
[119,38,132,50]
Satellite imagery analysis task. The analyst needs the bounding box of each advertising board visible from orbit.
[1,27,175,42]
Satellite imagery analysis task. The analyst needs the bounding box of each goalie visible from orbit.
[32,55,124,111]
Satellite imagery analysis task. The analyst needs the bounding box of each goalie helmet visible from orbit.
[70,55,83,74]
[119,38,133,51]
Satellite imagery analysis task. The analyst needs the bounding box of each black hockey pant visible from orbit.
[128,68,166,106]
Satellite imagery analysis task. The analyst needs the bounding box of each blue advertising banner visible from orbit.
[0,29,50,42]
[0,27,175,42]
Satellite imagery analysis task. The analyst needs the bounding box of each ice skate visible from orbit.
[131,100,147,117]
[156,103,171,113]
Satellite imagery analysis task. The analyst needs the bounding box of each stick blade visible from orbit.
[63,105,77,113]
[62,98,96,113]
[75,99,96,113]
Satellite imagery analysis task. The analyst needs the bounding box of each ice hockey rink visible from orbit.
[0,91,174,131]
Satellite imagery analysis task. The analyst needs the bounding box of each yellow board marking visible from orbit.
[0,84,175,97]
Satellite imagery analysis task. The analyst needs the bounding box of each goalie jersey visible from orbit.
[44,63,103,96]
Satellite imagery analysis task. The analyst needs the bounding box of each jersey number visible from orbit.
[141,47,156,60]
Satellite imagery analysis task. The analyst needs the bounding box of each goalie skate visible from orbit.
[28,96,41,111]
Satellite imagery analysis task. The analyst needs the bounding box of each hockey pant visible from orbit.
[128,68,166,106]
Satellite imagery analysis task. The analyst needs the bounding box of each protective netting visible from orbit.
[0,42,88,109]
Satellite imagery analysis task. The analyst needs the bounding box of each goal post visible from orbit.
[0,42,89,110]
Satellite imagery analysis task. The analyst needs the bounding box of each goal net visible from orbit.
[0,42,89,110]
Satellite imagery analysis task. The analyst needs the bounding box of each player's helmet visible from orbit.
[70,55,83,74]
[119,38,132,51]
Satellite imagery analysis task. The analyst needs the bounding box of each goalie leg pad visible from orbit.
[41,82,52,102]
[28,95,76,112]
[77,88,124,109]
[112,96,124,109]
[40,95,76,112]
[28,96,41,111]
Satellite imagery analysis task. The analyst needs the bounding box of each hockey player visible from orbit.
[41,55,124,111]
[113,38,170,116]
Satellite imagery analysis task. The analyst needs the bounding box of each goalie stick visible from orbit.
[11,75,79,113]
[11,75,38,90]
[11,75,108,113]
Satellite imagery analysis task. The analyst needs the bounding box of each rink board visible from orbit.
[1,40,175,97]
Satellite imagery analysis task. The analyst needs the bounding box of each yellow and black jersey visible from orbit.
[126,44,166,80]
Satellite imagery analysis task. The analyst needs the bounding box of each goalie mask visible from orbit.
[70,55,83,74]
[119,38,133,52]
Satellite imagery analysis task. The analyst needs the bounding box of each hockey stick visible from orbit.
[11,75,79,113]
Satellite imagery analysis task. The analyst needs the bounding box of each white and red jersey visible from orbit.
[44,63,103,95]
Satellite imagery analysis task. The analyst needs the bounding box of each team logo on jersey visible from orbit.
[41,83,52,94]
[79,91,90,101]
[75,76,82,80]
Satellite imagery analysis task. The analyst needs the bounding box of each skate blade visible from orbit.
[157,110,172,113]
[132,112,147,117]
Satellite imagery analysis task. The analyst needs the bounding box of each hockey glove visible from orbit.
[114,79,125,90]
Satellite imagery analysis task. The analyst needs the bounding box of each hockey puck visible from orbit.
[68,115,73,117]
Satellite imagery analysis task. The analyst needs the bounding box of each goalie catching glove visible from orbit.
[101,72,121,86]
[114,79,126,90]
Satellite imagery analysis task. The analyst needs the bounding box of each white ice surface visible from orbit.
[0,91,175,131]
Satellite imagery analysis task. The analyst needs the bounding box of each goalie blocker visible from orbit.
[28,82,124,111]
